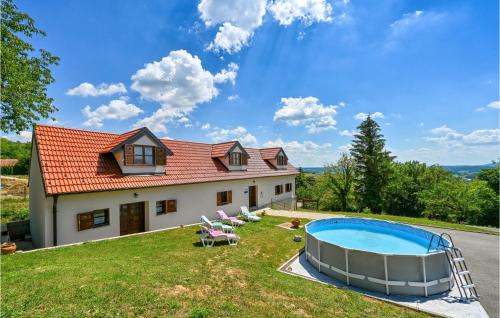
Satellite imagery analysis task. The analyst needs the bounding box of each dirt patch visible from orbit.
[1,176,28,198]
[277,223,303,230]
[155,284,189,297]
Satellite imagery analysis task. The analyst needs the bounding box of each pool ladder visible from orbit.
[427,233,479,301]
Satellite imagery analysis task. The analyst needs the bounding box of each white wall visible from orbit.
[44,175,295,247]
[28,142,51,248]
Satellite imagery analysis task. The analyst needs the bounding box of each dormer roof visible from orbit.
[100,127,172,155]
[211,140,249,158]
[259,147,287,160]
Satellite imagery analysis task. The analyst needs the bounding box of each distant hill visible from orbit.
[301,163,497,177]
[441,163,497,174]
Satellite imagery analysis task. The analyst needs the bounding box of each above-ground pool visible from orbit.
[305,218,453,297]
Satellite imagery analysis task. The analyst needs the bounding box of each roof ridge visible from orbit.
[259,147,282,150]
[36,124,120,136]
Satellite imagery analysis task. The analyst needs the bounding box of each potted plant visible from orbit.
[291,218,300,229]
[1,242,17,255]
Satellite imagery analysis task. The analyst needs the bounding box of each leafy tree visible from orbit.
[327,153,356,211]
[350,115,394,213]
[295,168,316,200]
[477,165,499,194]
[418,177,473,222]
[1,0,59,134]
[0,138,31,174]
[384,161,427,217]
[314,172,338,211]
[466,180,499,226]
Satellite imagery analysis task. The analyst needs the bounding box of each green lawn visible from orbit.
[1,216,429,318]
[0,197,29,224]
[299,209,499,235]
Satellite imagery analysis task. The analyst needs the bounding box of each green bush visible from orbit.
[190,308,209,318]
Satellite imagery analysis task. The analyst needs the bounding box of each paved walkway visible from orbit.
[267,210,499,317]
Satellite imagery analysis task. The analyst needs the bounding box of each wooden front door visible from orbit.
[249,185,257,209]
[120,202,145,235]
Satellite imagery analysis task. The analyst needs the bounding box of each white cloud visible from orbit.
[227,94,239,101]
[487,100,500,109]
[199,0,340,54]
[4,130,32,142]
[339,129,355,137]
[263,138,333,166]
[476,100,500,111]
[207,126,258,147]
[206,23,253,54]
[268,0,332,26]
[462,129,500,145]
[353,112,385,120]
[429,125,455,135]
[131,50,238,133]
[426,125,500,148]
[419,122,424,127]
[264,138,331,152]
[337,143,352,153]
[389,10,445,38]
[82,99,143,128]
[199,0,267,54]
[213,63,239,85]
[201,123,211,130]
[273,96,338,133]
[67,82,127,97]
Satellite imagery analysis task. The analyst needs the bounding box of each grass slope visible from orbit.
[0,197,29,224]
[1,216,428,318]
[301,209,498,235]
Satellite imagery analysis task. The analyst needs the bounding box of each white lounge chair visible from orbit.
[199,226,240,247]
[240,206,261,222]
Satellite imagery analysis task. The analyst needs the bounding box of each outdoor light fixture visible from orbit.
[133,192,138,198]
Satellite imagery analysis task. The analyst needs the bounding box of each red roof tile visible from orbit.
[0,159,18,167]
[211,141,237,157]
[34,125,297,195]
[259,148,282,160]
[100,128,143,153]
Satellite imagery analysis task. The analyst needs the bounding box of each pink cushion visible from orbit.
[209,229,225,237]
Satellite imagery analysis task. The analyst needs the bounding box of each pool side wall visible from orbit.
[305,222,453,297]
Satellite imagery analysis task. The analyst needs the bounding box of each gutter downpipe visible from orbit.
[52,195,58,246]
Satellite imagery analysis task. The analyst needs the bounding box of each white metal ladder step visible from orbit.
[429,232,479,301]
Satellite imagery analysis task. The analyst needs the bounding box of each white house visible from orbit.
[29,125,297,248]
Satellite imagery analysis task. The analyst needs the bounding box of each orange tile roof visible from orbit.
[100,128,142,153]
[34,125,297,195]
[0,159,18,167]
[211,141,237,157]
[259,147,282,160]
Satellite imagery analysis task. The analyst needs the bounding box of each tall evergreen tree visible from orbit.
[350,115,394,213]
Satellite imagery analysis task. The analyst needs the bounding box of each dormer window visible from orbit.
[277,155,287,166]
[134,145,154,165]
[230,152,242,165]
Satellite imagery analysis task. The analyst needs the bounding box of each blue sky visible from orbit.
[9,0,499,166]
